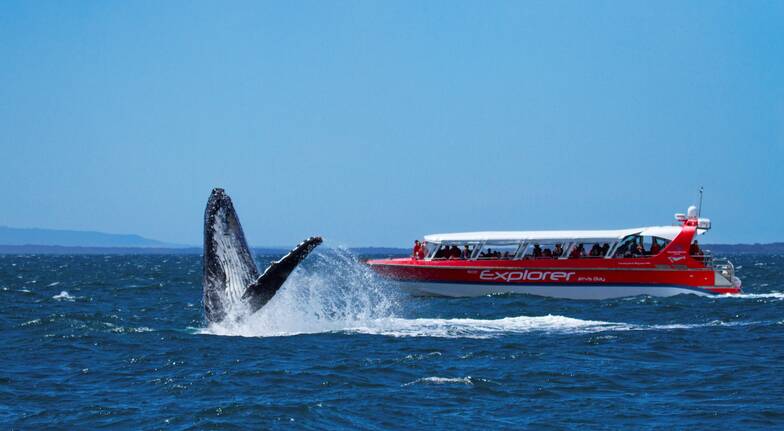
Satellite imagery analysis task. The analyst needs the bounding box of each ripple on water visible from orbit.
[52,291,76,301]
[1,253,783,429]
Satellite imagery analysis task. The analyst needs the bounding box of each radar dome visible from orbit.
[687,205,698,218]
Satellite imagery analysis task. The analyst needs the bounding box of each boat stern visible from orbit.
[708,256,743,294]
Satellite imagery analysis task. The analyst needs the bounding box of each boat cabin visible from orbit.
[420,226,686,261]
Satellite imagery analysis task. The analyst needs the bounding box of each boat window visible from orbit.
[431,243,451,260]
[477,241,522,260]
[612,235,642,258]
[643,236,671,255]
[612,235,670,258]
[565,241,612,259]
[520,241,567,259]
[463,242,482,260]
[425,242,440,260]
[430,242,479,260]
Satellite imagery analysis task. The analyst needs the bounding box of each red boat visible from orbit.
[368,206,742,299]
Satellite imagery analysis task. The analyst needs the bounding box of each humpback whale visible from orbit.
[203,188,322,323]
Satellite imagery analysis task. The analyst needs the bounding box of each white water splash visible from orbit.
[203,248,399,337]
[52,290,75,301]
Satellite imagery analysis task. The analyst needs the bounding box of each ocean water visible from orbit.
[1,251,783,430]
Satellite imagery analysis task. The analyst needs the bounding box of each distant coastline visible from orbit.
[1,225,782,255]
[0,244,412,256]
[0,226,184,248]
[0,244,781,256]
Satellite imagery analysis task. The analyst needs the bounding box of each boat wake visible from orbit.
[715,292,784,300]
[340,314,625,338]
[202,311,758,339]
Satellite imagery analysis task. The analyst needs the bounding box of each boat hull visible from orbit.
[393,280,717,299]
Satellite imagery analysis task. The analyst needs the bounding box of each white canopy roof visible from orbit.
[424,226,682,243]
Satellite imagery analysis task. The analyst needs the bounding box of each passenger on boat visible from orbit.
[533,244,542,258]
[650,239,661,255]
[462,245,471,259]
[690,240,702,256]
[434,245,448,259]
[412,240,422,260]
[690,240,704,262]
[620,238,642,257]
[417,242,426,260]
[449,245,462,259]
[635,243,645,256]
[553,243,564,258]
[601,243,610,256]
[589,244,601,257]
[569,243,585,259]
[543,248,552,258]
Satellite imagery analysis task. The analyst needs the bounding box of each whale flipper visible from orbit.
[242,236,323,312]
[202,188,321,323]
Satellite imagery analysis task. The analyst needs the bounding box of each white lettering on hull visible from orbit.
[479,270,576,283]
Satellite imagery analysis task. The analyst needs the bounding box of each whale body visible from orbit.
[202,188,322,323]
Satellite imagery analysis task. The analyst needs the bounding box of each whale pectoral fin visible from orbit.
[241,236,323,312]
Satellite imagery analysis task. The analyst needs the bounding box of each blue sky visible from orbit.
[1,1,782,246]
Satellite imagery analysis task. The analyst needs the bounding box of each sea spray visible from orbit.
[205,248,401,337]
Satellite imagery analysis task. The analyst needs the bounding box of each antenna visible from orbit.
[697,186,704,218]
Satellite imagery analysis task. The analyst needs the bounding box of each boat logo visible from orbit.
[479,270,575,283]
[668,256,686,263]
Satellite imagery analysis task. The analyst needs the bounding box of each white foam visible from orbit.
[110,326,154,333]
[643,320,755,330]
[715,292,784,300]
[52,290,75,301]
[20,318,41,326]
[403,376,474,386]
[344,315,626,339]
[202,308,759,339]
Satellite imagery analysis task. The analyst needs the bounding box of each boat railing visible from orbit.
[696,251,735,281]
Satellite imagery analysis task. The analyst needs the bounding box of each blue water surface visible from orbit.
[1,252,782,430]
